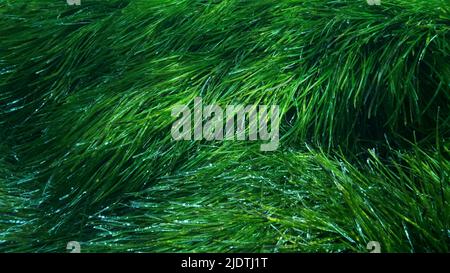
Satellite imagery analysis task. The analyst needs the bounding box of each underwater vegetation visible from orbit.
[0,0,449,252]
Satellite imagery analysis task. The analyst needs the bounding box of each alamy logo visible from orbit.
[367,0,381,5]
[67,241,81,253]
[171,97,280,151]
[67,0,81,5]
[367,241,381,253]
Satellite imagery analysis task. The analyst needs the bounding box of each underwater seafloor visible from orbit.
[0,0,449,253]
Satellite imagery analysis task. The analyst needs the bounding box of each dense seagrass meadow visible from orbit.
[0,0,449,253]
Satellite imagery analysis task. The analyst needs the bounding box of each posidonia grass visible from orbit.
[0,0,449,252]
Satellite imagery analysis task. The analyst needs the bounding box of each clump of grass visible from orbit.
[65,146,447,253]
[0,0,449,252]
